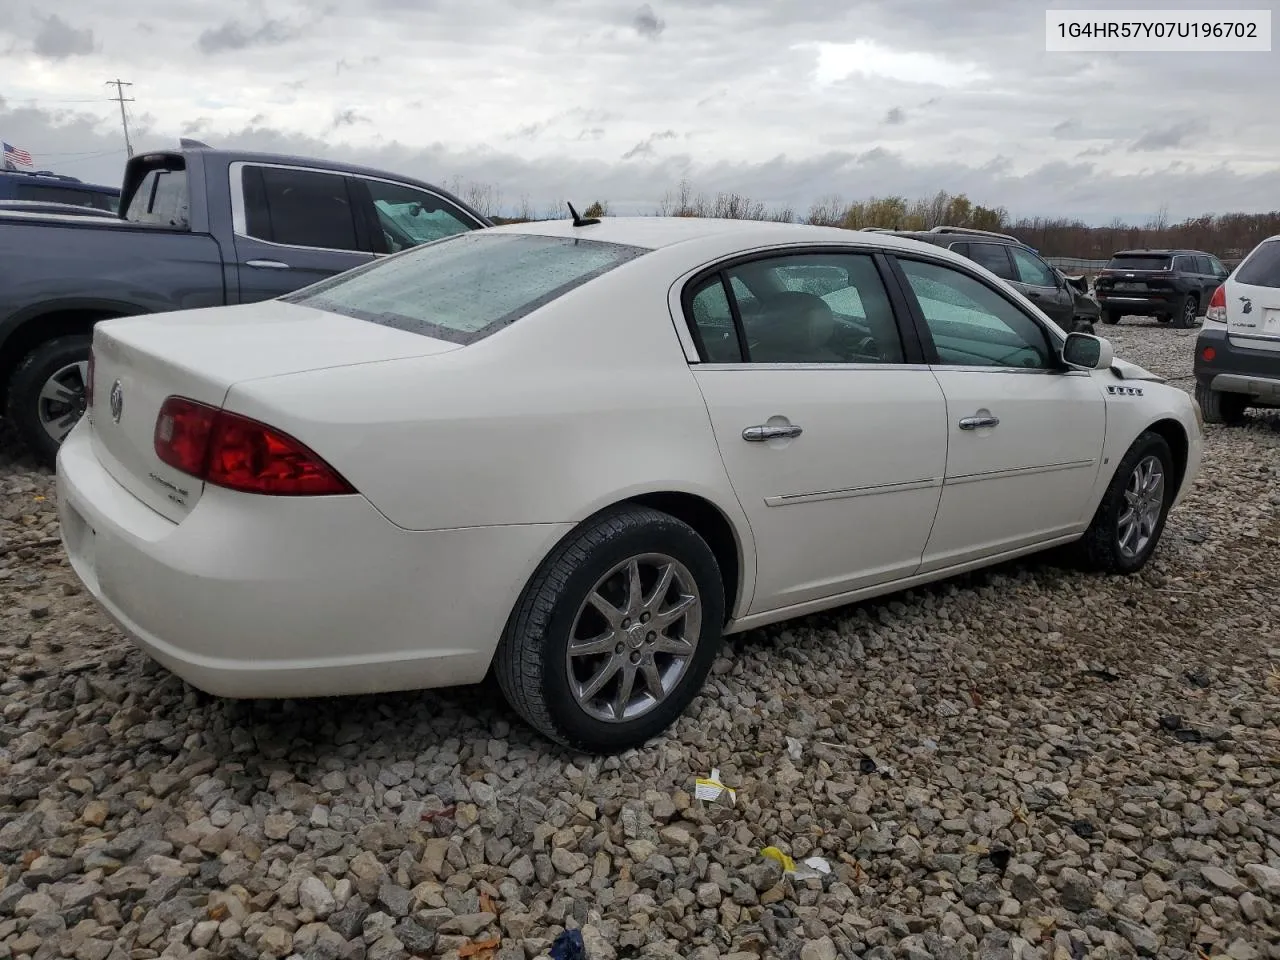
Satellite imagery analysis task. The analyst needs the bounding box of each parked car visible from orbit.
[1194,234,1280,423]
[0,141,491,464]
[860,226,1100,334]
[56,217,1203,752]
[1093,248,1229,329]
[0,169,120,213]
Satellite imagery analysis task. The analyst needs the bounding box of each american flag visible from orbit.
[3,142,34,168]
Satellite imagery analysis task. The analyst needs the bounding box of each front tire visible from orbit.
[4,335,93,468]
[1196,382,1248,425]
[494,505,726,753]
[1078,431,1175,575]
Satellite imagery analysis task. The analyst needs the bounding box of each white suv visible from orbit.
[1194,235,1280,424]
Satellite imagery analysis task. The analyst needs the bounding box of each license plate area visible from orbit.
[1113,282,1146,291]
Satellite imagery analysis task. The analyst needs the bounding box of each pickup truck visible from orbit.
[0,143,492,464]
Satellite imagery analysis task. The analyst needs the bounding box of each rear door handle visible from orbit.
[245,259,291,269]
[959,415,1000,430]
[743,423,803,442]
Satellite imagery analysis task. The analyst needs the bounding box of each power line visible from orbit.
[105,79,134,158]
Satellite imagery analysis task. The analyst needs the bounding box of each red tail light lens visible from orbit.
[154,397,355,496]
[1206,283,1227,322]
[85,349,95,409]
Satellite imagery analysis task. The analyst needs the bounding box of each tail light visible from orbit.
[1206,283,1227,323]
[154,397,355,496]
[85,348,95,409]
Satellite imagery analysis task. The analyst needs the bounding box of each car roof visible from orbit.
[485,215,964,257]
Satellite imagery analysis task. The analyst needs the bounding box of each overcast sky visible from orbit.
[2,0,1277,223]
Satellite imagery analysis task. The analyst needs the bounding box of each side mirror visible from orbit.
[1062,332,1114,371]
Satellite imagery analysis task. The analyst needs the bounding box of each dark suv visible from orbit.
[0,170,120,213]
[863,226,1100,333]
[1093,249,1229,329]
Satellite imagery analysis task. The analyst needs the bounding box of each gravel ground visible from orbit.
[1,319,1278,960]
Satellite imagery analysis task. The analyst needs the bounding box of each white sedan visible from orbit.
[56,217,1203,752]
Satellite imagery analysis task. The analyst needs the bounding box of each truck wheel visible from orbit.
[1195,382,1248,426]
[1101,310,1121,325]
[5,335,93,468]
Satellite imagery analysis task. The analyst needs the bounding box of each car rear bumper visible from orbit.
[55,420,572,699]
[1193,325,1280,403]
[1096,292,1186,316]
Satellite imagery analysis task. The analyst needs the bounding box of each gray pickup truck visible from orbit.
[0,142,491,464]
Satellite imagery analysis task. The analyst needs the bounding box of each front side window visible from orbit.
[242,166,361,253]
[1208,255,1228,276]
[965,242,1017,282]
[685,252,905,364]
[897,257,1054,369]
[1010,246,1057,288]
[358,178,480,253]
[1193,255,1214,275]
[1235,240,1280,288]
[286,232,647,344]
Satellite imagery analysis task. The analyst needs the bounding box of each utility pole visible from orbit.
[105,79,134,157]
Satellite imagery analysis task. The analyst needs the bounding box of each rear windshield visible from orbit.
[285,232,648,344]
[1106,254,1171,271]
[1235,240,1280,288]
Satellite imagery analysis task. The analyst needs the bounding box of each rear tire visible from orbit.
[494,505,725,753]
[1174,296,1198,329]
[1077,431,1175,575]
[1101,310,1121,325]
[1196,382,1248,426]
[4,334,93,468]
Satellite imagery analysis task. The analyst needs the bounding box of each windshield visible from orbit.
[284,232,648,344]
[1106,254,1171,271]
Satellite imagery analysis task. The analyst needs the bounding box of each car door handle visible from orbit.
[743,423,803,442]
[244,259,291,269]
[959,415,1000,430]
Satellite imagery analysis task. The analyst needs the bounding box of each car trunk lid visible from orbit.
[87,299,461,522]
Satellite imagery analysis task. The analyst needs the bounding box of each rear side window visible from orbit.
[285,232,647,344]
[243,166,361,253]
[965,242,1016,281]
[1235,240,1280,288]
[1106,254,1171,271]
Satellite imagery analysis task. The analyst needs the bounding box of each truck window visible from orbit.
[126,168,190,228]
[355,177,480,253]
[242,166,361,253]
[14,184,117,212]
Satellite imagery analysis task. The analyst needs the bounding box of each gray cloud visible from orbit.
[32,14,95,59]
[622,129,678,160]
[633,4,665,39]
[884,107,906,126]
[197,18,302,54]
[331,109,371,129]
[1130,120,1207,153]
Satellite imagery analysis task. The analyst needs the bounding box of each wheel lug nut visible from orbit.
[615,643,624,654]
[640,612,650,623]
[647,632,656,641]
[621,618,631,629]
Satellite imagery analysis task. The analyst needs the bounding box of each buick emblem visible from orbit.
[109,379,124,423]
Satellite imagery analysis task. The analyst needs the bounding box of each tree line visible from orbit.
[472,180,1280,260]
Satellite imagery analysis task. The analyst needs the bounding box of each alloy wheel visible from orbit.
[37,361,89,444]
[1117,455,1165,559]
[565,553,702,723]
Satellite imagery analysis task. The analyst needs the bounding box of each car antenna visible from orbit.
[567,201,600,227]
